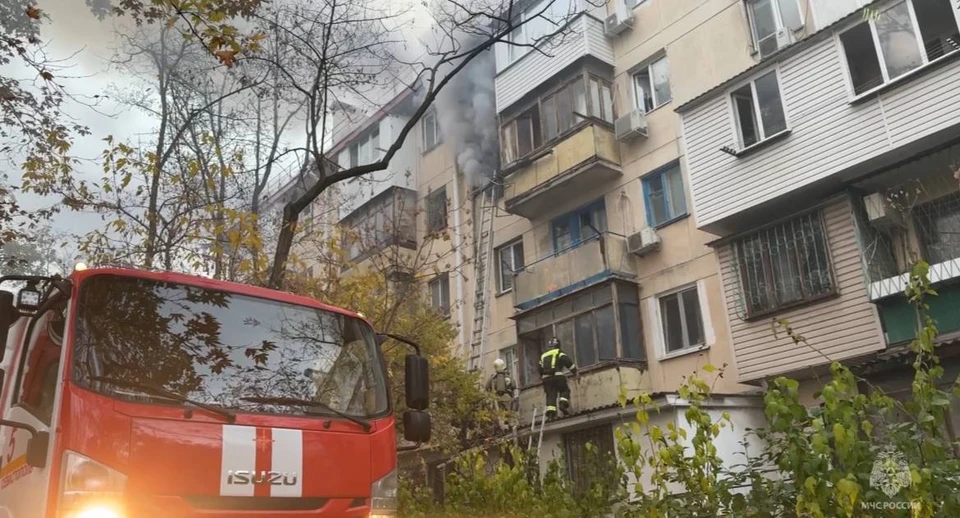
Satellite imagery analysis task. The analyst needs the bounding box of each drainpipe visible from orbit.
[451,164,467,361]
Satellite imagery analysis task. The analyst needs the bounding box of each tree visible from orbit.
[25,22,262,271]
[255,0,594,288]
[283,206,493,453]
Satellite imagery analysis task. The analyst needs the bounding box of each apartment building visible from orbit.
[677,0,960,422]
[476,0,781,484]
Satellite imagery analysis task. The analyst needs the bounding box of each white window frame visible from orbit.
[497,239,524,294]
[650,280,715,360]
[429,273,450,314]
[726,66,790,150]
[632,55,672,113]
[746,0,805,57]
[507,20,529,64]
[423,108,440,151]
[499,346,518,380]
[835,0,960,99]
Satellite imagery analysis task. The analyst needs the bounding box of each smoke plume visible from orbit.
[434,41,498,188]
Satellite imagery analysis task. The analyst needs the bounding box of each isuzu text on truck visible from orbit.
[0,266,432,517]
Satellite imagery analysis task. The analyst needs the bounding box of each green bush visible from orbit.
[401,262,960,517]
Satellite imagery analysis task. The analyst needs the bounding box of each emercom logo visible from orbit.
[863,449,919,511]
[869,449,911,498]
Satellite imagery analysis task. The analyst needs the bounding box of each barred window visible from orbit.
[735,211,834,316]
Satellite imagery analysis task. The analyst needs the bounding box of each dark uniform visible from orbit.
[539,338,577,419]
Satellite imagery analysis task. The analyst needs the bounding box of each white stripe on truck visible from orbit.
[270,428,303,497]
[220,424,256,497]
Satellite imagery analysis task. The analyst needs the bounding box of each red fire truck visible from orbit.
[0,266,431,517]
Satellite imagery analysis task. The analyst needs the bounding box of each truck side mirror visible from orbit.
[0,291,14,361]
[26,431,49,469]
[403,410,431,443]
[404,354,429,411]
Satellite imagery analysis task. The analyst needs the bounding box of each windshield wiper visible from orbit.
[90,376,236,423]
[239,396,371,431]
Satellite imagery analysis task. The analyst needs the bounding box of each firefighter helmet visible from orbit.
[493,358,506,372]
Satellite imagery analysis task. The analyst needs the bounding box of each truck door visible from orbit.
[0,303,66,518]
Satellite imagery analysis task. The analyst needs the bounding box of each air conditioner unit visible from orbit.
[863,192,904,229]
[614,108,648,141]
[627,227,661,257]
[604,2,633,37]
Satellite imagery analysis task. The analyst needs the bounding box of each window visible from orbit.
[633,56,672,113]
[500,73,614,164]
[620,302,643,360]
[427,187,448,232]
[730,69,787,148]
[552,200,607,253]
[642,162,687,227]
[541,79,587,141]
[564,424,618,496]
[519,336,544,387]
[515,283,642,386]
[840,0,960,96]
[500,346,518,379]
[348,128,382,167]
[508,24,527,63]
[429,274,450,314]
[659,286,705,354]
[747,0,803,58]
[735,211,834,316]
[501,104,542,164]
[15,303,66,424]
[423,108,440,150]
[588,77,615,123]
[497,239,525,293]
[915,192,960,265]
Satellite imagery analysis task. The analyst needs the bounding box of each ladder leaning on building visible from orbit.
[468,182,498,372]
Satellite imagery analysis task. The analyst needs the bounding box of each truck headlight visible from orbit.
[369,467,397,516]
[59,451,126,518]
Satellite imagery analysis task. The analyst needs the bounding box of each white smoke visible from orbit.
[434,41,498,188]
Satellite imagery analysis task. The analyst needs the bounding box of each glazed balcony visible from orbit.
[503,121,621,220]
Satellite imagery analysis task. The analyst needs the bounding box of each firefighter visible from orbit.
[486,358,518,430]
[539,337,577,420]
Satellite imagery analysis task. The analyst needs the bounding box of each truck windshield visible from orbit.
[70,274,389,419]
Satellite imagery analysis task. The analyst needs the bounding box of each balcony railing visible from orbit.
[503,121,622,219]
[513,232,636,310]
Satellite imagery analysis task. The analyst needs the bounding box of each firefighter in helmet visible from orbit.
[539,337,577,420]
[486,358,518,430]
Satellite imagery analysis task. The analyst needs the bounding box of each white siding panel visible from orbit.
[495,15,613,113]
[681,35,960,229]
[717,198,885,382]
[584,14,614,64]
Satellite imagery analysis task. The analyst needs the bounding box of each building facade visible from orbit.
[480,0,771,482]
[678,0,960,419]
[261,0,960,493]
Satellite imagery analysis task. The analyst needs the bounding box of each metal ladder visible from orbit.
[468,184,497,371]
[526,407,547,458]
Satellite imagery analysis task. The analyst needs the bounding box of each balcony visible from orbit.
[503,122,621,219]
[495,12,613,112]
[513,232,635,311]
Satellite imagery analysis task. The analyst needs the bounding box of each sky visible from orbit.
[9,0,436,241]
[10,0,155,240]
